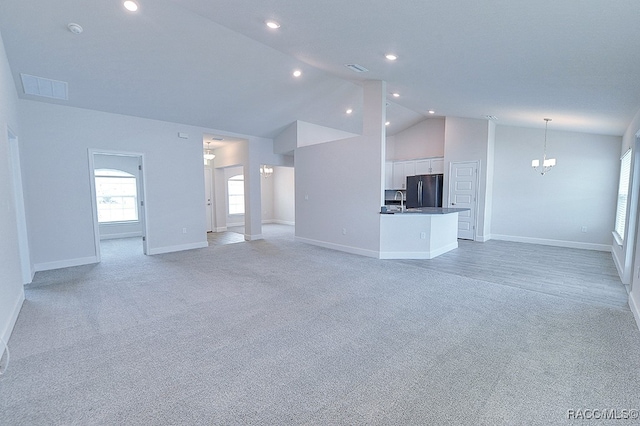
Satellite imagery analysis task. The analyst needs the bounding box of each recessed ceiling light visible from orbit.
[123,1,138,12]
[385,121,390,126]
[346,108,353,114]
[292,70,302,77]
[428,110,435,114]
[392,93,400,98]
[265,20,280,29]
[385,54,397,61]
[67,23,83,34]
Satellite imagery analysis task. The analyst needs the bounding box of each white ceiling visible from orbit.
[1,0,639,139]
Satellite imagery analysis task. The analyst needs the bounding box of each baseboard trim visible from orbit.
[245,233,263,241]
[612,246,625,279]
[1,287,25,345]
[148,241,208,255]
[215,227,228,232]
[476,234,491,242]
[295,236,379,258]
[273,220,295,226]
[379,241,458,260]
[629,291,640,331]
[99,232,143,240]
[34,256,98,272]
[491,234,611,252]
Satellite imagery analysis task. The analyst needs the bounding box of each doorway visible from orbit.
[88,150,148,262]
[448,161,479,240]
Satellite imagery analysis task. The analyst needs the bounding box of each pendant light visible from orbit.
[531,118,556,175]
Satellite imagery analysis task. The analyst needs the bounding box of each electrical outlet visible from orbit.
[304,194,309,200]
[342,228,347,235]
[420,232,426,239]
[581,226,587,233]
[182,227,187,234]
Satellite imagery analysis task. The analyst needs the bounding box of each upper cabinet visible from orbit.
[386,157,444,189]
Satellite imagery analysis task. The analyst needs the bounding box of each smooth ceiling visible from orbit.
[1,0,638,138]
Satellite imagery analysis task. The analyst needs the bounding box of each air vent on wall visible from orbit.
[344,64,369,73]
[20,73,68,100]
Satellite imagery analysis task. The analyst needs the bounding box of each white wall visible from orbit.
[0,30,25,343]
[260,166,295,225]
[93,153,143,239]
[443,117,492,240]
[19,100,212,267]
[295,81,385,257]
[273,167,295,225]
[261,170,275,222]
[492,125,620,250]
[387,117,445,161]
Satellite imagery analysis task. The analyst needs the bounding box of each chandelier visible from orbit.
[260,165,273,178]
[203,141,215,165]
[531,118,556,175]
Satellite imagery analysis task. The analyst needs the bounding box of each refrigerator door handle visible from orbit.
[418,181,422,206]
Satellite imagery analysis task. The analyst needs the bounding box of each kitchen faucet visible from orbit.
[395,190,405,212]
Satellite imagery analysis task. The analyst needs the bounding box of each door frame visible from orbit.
[7,126,32,283]
[204,166,215,232]
[88,149,149,261]
[448,160,480,241]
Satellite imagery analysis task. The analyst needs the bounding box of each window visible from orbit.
[614,149,632,241]
[228,174,245,215]
[94,168,138,223]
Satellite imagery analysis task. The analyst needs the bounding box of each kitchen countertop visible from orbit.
[381,207,469,215]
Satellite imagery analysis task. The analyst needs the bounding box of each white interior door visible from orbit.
[448,161,479,240]
[204,168,214,232]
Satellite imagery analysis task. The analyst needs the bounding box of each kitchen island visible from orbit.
[379,207,468,259]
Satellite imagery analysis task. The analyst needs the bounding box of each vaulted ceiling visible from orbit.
[1,0,639,138]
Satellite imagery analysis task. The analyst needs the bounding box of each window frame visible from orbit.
[614,149,632,243]
[227,174,245,215]
[94,168,139,224]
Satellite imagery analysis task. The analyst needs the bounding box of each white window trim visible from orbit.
[614,149,632,242]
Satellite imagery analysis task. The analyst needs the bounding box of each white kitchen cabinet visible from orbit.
[403,161,416,180]
[430,158,444,174]
[416,157,444,175]
[392,161,407,189]
[389,157,444,189]
[415,159,431,175]
[385,161,394,189]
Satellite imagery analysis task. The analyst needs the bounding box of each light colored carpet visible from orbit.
[2,225,639,425]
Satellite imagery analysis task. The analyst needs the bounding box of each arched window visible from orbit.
[228,174,244,215]
[94,168,138,223]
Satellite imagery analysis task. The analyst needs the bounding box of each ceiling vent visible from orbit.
[20,73,68,100]
[211,137,224,141]
[344,64,369,73]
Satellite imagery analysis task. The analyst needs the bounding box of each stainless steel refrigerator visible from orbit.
[406,174,443,208]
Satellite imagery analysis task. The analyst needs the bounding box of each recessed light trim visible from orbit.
[67,23,83,34]
[385,53,397,61]
[346,109,353,114]
[392,93,400,98]
[265,20,280,29]
[428,110,436,114]
[123,1,138,12]
[385,121,390,126]
[292,70,302,77]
